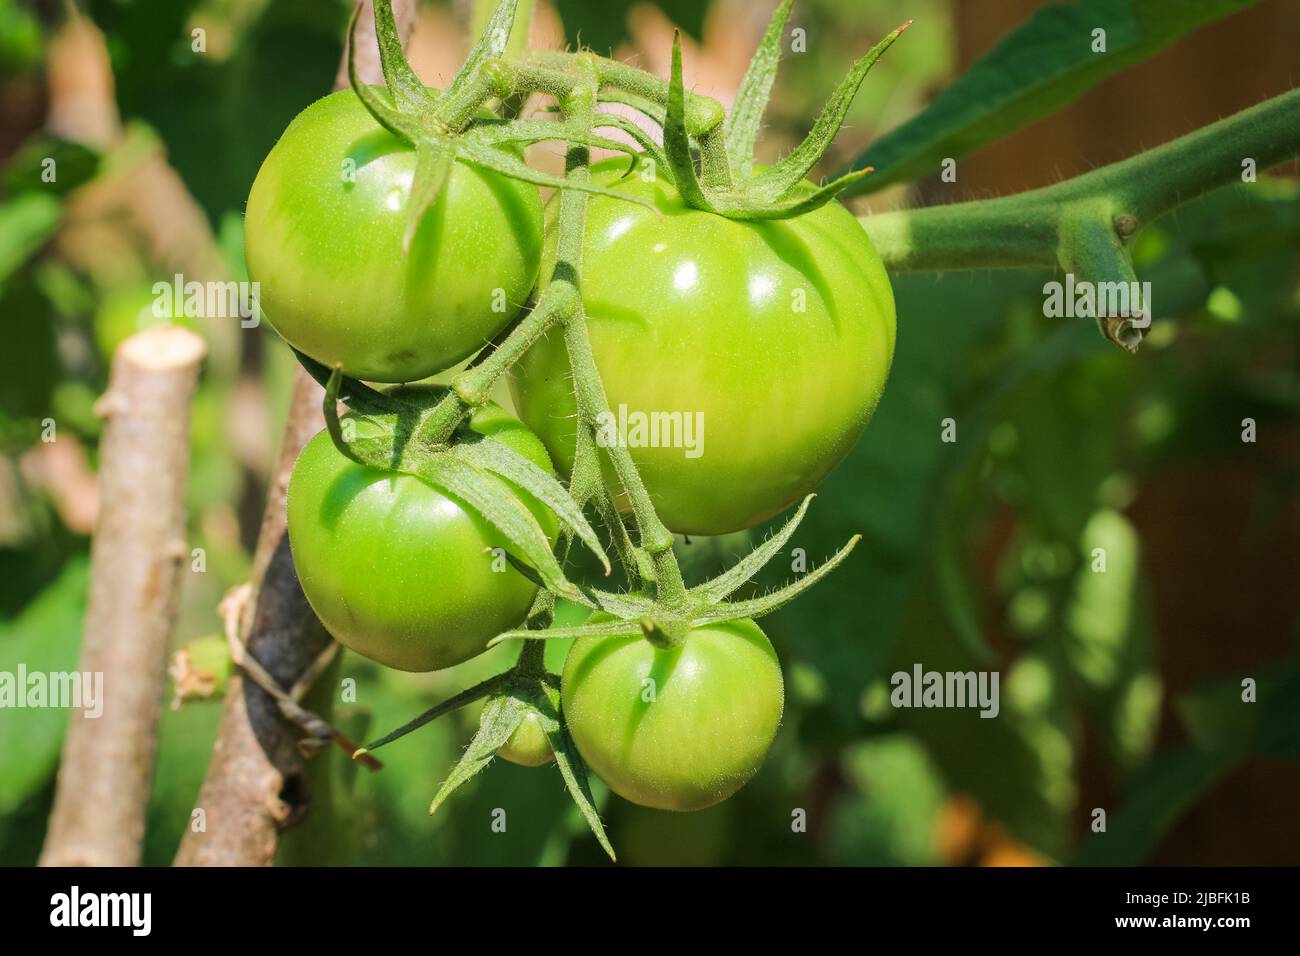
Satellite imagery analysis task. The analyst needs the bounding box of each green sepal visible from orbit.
[488,618,643,649]
[663,32,716,212]
[293,348,391,416]
[748,21,908,203]
[447,0,519,99]
[346,3,422,142]
[414,453,580,601]
[455,137,658,211]
[353,674,505,759]
[596,89,666,128]
[403,141,454,254]
[692,534,862,624]
[536,676,615,861]
[692,494,814,603]
[724,0,793,178]
[591,114,671,179]
[322,366,407,469]
[371,0,437,113]
[464,119,643,167]
[429,691,527,815]
[449,434,611,575]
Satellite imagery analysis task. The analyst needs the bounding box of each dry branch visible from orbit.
[173,0,417,868]
[39,326,207,867]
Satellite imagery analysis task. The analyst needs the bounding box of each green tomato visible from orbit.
[245,89,544,383]
[286,392,557,672]
[495,708,554,767]
[510,159,895,535]
[561,617,784,811]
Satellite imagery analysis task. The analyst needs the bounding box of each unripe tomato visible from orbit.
[287,394,557,672]
[510,159,895,535]
[561,617,784,811]
[245,89,544,383]
[495,708,554,767]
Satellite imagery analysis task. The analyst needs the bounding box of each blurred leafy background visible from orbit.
[1,0,1297,866]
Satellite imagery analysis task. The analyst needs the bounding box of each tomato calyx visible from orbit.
[298,357,611,600]
[487,495,863,652]
[654,9,910,221]
[347,1,656,254]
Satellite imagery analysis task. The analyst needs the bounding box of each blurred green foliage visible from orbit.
[0,0,1296,867]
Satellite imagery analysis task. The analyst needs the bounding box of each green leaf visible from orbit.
[750,20,908,202]
[3,137,99,198]
[0,193,60,287]
[848,0,1263,193]
[724,0,792,178]
[429,692,526,815]
[692,495,813,604]
[0,559,88,813]
[536,678,615,860]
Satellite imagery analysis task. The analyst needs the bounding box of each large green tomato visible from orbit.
[510,160,895,535]
[245,89,543,383]
[561,617,783,811]
[287,392,557,672]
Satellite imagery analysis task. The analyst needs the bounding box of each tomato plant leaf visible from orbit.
[749,20,907,203]
[450,435,612,574]
[429,692,526,815]
[0,193,60,287]
[724,0,792,178]
[0,559,88,813]
[846,0,1263,194]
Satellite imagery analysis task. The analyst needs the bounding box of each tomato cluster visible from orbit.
[248,81,894,815]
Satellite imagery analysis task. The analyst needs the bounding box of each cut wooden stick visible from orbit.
[39,326,207,867]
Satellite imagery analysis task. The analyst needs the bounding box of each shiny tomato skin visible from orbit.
[510,159,895,535]
[561,617,784,811]
[287,397,557,672]
[245,89,543,383]
[496,709,555,767]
